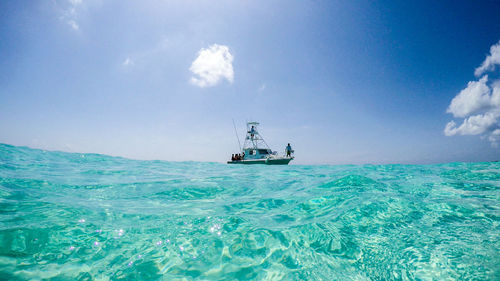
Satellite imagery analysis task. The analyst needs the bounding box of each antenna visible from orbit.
[232,118,242,152]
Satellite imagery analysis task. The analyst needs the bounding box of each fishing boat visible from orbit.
[228,121,294,165]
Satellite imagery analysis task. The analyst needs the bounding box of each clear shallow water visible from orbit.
[0,144,499,280]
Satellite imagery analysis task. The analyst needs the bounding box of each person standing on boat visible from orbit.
[250,126,256,139]
[285,143,293,157]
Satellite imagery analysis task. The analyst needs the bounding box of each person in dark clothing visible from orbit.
[285,143,293,157]
[250,126,255,139]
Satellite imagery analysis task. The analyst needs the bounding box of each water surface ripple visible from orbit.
[0,144,499,280]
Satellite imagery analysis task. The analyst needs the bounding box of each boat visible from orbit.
[227,121,294,165]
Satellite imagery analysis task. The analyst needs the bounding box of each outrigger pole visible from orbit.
[232,118,242,151]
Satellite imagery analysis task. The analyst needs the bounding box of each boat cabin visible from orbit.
[243,148,273,160]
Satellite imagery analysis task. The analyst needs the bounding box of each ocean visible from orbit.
[0,143,498,280]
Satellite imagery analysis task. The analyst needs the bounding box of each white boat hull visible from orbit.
[227,157,293,165]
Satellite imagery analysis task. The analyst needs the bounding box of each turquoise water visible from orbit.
[0,143,499,280]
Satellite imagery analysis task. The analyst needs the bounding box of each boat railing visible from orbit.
[266,151,294,159]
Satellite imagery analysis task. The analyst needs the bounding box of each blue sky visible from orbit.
[1,0,500,164]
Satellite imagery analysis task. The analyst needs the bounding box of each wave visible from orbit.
[0,143,499,280]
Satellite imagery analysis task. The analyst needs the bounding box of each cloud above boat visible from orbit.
[444,40,500,145]
[189,44,234,88]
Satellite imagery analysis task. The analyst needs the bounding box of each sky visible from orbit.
[1,0,500,164]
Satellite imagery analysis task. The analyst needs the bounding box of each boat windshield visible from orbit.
[258,149,269,154]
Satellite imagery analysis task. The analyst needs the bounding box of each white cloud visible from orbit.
[258,84,266,92]
[475,40,500,76]
[189,44,234,88]
[56,0,84,31]
[446,75,491,118]
[445,39,500,145]
[491,82,500,106]
[444,112,499,136]
[122,57,134,67]
[488,129,500,146]
[68,19,79,30]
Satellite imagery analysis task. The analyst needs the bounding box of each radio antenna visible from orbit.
[232,118,242,152]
